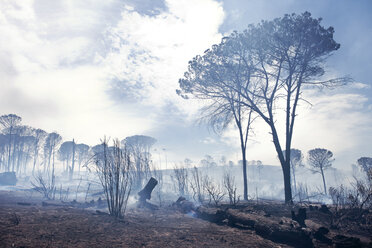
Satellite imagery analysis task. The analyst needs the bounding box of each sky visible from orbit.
[0,0,371,170]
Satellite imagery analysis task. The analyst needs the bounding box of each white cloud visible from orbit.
[104,0,225,114]
[0,0,225,146]
[349,82,370,89]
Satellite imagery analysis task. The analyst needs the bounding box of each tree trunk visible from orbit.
[138,177,158,202]
[242,150,248,201]
[291,164,297,198]
[237,121,248,201]
[70,139,75,181]
[32,146,38,175]
[320,168,327,195]
[269,122,292,204]
[7,128,12,172]
[283,162,292,204]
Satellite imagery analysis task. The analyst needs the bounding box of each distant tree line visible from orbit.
[0,114,157,186]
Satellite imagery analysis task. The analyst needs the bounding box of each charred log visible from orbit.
[173,197,195,213]
[226,209,313,248]
[332,235,361,248]
[196,206,226,224]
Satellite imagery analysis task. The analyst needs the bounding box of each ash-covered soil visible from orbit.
[0,191,285,248]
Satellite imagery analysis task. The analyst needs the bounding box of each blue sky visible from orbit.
[0,0,371,170]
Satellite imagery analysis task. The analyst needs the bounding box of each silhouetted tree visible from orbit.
[219,156,227,167]
[58,140,76,180]
[200,154,217,167]
[12,125,33,174]
[31,128,47,175]
[0,114,22,171]
[357,157,372,176]
[178,12,349,203]
[307,148,334,195]
[184,158,193,167]
[178,37,258,201]
[76,143,90,173]
[0,134,7,170]
[58,141,74,173]
[44,132,62,176]
[122,135,156,189]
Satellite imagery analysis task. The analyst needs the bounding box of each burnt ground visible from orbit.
[0,190,287,248]
[1,191,371,248]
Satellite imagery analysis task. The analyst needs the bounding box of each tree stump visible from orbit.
[137,177,158,209]
[138,177,158,202]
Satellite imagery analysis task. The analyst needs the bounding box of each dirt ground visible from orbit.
[0,190,287,248]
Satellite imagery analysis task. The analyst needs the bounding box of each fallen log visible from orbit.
[226,209,313,248]
[196,206,226,224]
[332,234,361,248]
[172,196,195,213]
[225,209,256,228]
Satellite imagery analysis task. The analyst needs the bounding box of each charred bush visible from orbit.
[94,138,133,219]
[223,171,239,206]
[31,172,56,200]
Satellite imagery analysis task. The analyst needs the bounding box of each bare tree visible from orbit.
[171,163,189,196]
[122,135,156,190]
[32,172,56,200]
[179,65,257,201]
[189,166,206,204]
[307,148,334,195]
[94,138,133,218]
[178,12,350,203]
[223,171,239,205]
[204,176,225,205]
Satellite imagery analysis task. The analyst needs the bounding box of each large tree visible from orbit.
[178,12,348,203]
[177,23,259,201]
[307,148,334,195]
